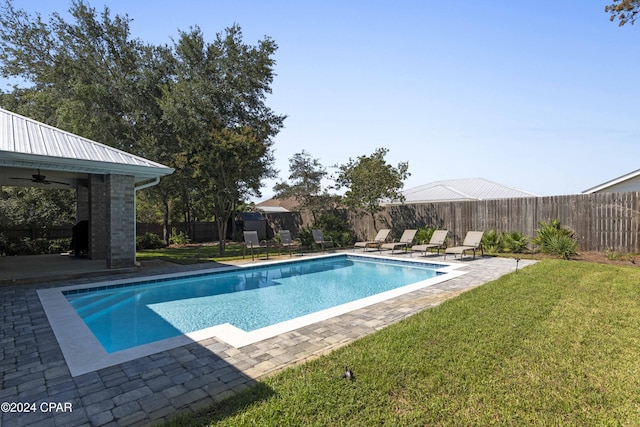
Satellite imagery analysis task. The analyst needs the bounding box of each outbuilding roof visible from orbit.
[398,178,539,204]
[0,107,173,185]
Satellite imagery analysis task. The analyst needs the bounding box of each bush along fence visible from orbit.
[3,191,639,255]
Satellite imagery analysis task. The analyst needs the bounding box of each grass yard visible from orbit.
[137,243,309,264]
[137,244,257,264]
[166,259,640,426]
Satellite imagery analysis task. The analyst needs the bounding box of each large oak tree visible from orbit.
[160,26,285,254]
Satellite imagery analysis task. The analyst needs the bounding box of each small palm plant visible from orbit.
[533,220,577,259]
[481,229,503,253]
[415,227,435,244]
[502,231,529,253]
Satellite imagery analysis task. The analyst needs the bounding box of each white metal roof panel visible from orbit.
[0,107,173,181]
[400,178,539,203]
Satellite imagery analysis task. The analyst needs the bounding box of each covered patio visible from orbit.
[0,108,173,274]
[0,254,138,286]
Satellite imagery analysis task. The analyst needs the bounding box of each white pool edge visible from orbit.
[38,253,466,377]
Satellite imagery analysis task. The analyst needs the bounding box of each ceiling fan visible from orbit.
[9,169,69,186]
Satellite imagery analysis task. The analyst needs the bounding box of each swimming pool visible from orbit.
[39,253,465,376]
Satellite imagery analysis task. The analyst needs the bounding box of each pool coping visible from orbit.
[37,252,466,377]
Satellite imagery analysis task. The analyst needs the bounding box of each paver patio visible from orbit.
[0,255,534,426]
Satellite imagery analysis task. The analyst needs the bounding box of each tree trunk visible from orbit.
[216,218,227,256]
[162,196,170,245]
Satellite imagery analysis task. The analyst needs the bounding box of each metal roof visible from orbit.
[0,107,173,184]
[582,168,640,194]
[398,178,539,203]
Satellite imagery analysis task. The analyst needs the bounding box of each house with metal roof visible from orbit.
[582,169,640,194]
[395,178,539,204]
[0,107,173,268]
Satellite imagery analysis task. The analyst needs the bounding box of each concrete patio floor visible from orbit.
[0,253,535,426]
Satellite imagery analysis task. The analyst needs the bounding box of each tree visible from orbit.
[0,0,156,149]
[0,187,76,236]
[0,0,181,242]
[605,0,640,26]
[334,148,410,231]
[273,150,337,219]
[160,26,285,255]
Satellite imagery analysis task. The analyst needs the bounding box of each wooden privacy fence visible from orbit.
[4,192,638,253]
[350,192,640,253]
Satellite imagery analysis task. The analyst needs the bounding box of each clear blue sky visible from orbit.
[10,1,640,199]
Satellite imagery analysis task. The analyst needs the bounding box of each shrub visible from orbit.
[533,220,578,259]
[169,227,190,245]
[546,234,578,259]
[502,231,529,253]
[606,251,632,261]
[8,238,37,255]
[49,238,72,254]
[415,227,435,244]
[310,213,355,248]
[481,230,503,253]
[137,232,165,250]
[5,237,71,255]
[298,226,315,248]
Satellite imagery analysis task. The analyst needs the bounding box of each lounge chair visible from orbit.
[444,231,484,260]
[279,230,302,257]
[354,229,391,251]
[312,229,334,252]
[410,229,449,257]
[243,230,269,260]
[381,229,417,254]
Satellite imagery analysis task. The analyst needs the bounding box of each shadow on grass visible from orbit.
[167,382,275,426]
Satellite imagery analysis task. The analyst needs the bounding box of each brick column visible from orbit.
[89,174,107,260]
[105,174,136,268]
[76,181,89,221]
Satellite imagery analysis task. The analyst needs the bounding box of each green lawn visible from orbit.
[166,259,640,426]
[136,243,312,264]
[137,244,247,264]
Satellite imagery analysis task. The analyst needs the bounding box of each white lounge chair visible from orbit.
[410,230,449,257]
[354,229,391,251]
[444,231,484,260]
[381,229,417,254]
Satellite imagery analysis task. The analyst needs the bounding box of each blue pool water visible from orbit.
[65,255,446,353]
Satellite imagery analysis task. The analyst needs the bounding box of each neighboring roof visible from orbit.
[0,107,173,184]
[582,168,640,194]
[397,178,539,204]
[256,206,291,213]
[238,212,265,221]
[256,196,300,211]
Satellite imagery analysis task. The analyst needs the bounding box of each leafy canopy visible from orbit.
[160,25,285,254]
[273,150,337,217]
[605,0,640,26]
[334,147,410,228]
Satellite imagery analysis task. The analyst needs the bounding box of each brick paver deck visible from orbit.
[0,255,534,426]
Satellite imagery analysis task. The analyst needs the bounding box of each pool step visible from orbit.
[82,294,139,324]
[70,292,137,318]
